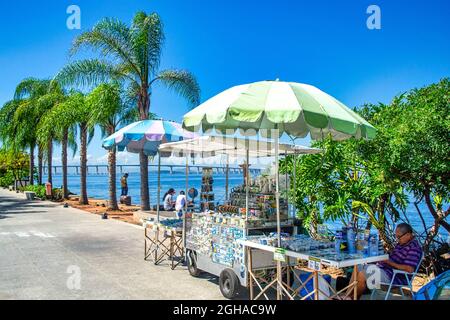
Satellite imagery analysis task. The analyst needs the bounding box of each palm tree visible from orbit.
[38,96,78,199]
[86,83,139,210]
[66,92,93,205]
[33,83,67,187]
[55,11,200,210]
[11,78,53,185]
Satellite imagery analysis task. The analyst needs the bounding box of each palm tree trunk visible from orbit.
[38,146,43,185]
[79,124,88,205]
[47,138,53,185]
[309,209,319,239]
[62,130,69,199]
[378,228,394,251]
[29,143,35,185]
[138,89,150,211]
[139,150,150,211]
[108,147,119,211]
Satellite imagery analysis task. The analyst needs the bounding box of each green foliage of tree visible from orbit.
[360,78,450,254]
[282,79,449,273]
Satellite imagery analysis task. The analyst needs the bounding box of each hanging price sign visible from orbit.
[274,248,286,262]
[308,256,321,271]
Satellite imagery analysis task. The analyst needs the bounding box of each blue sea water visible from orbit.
[44,171,448,239]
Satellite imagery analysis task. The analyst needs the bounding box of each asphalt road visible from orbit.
[0,188,226,300]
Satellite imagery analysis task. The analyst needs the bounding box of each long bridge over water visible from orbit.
[43,164,262,176]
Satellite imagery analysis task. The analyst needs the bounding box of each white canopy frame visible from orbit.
[158,136,320,221]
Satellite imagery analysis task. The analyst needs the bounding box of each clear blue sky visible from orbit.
[0,0,449,165]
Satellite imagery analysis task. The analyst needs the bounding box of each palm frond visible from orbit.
[131,12,164,78]
[87,126,95,145]
[0,100,21,143]
[152,69,200,107]
[86,82,122,129]
[54,59,135,89]
[70,18,140,75]
[14,78,51,100]
[119,108,140,126]
[68,129,78,158]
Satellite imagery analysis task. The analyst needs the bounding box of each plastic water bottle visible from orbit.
[347,228,356,254]
[335,231,343,259]
[369,234,379,256]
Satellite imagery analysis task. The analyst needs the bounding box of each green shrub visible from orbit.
[20,185,46,199]
[19,185,66,201]
[0,148,29,187]
[0,171,15,188]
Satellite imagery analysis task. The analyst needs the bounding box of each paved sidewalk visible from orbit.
[0,188,225,300]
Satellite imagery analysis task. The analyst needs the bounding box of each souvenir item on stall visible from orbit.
[228,176,289,223]
[160,218,183,230]
[200,167,214,212]
[186,212,245,267]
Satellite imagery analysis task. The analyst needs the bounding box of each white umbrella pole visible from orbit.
[245,145,249,223]
[293,153,297,219]
[275,132,283,300]
[275,134,281,246]
[183,155,189,254]
[225,154,229,202]
[185,155,189,212]
[157,155,161,223]
[285,164,288,217]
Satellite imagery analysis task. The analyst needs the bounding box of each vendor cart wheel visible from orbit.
[219,269,240,299]
[187,250,201,277]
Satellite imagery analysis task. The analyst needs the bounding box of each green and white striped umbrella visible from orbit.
[183,80,376,140]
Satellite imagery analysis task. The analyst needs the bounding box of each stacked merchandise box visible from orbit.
[200,167,215,211]
[228,179,289,222]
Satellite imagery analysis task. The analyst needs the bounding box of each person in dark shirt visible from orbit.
[120,173,129,196]
[345,223,423,299]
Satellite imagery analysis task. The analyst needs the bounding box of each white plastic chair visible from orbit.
[371,253,424,300]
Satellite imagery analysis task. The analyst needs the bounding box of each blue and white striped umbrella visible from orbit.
[102,120,197,156]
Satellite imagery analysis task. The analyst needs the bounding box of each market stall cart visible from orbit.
[159,136,320,298]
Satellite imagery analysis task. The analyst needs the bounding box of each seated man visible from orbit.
[175,191,186,218]
[347,223,423,299]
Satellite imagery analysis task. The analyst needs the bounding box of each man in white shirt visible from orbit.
[175,191,186,218]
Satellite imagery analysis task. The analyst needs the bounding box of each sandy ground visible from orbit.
[64,197,141,225]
